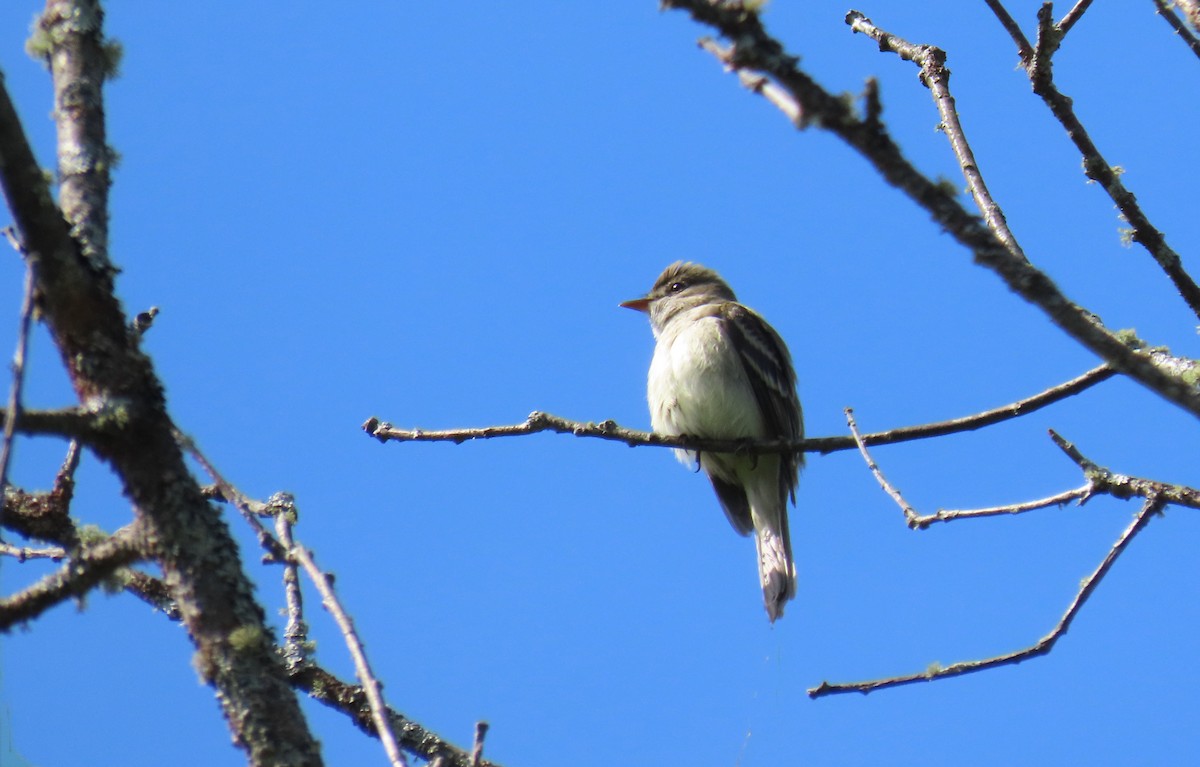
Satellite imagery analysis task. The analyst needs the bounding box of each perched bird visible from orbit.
[621,262,803,622]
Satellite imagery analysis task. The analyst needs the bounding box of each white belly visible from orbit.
[647,315,765,443]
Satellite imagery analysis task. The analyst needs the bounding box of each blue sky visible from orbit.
[2,1,1198,765]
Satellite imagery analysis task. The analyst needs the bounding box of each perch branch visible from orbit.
[365,363,1115,455]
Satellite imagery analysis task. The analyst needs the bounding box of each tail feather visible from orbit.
[754,524,796,622]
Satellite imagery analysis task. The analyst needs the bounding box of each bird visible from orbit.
[621,261,803,622]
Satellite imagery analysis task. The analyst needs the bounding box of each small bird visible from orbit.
[621,262,803,622]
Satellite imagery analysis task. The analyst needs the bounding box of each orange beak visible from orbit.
[619,297,650,313]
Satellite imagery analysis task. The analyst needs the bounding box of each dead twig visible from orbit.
[809,494,1165,697]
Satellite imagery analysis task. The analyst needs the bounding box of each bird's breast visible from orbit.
[647,317,764,440]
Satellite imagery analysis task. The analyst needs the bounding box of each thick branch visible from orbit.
[0,3,321,762]
[660,0,1200,417]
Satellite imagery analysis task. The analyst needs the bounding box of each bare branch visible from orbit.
[42,0,115,273]
[274,498,409,767]
[0,524,144,630]
[0,4,323,759]
[662,0,1200,417]
[698,38,804,125]
[471,722,490,767]
[846,12,1026,262]
[909,484,1092,529]
[366,364,1116,455]
[113,563,499,767]
[1151,0,1200,58]
[0,540,67,561]
[0,255,37,500]
[845,407,919,526]
[1056,0,1096,36]
[290,664,503,767]
[1022,3,1200,320]
[1048,430,1200,508]
[2,441,81,547]
[809,494,1165,697]
[982,0,1034,63]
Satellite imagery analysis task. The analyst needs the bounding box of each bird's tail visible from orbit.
[754,521,797,623]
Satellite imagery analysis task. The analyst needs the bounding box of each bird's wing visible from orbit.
[719,302,805,498]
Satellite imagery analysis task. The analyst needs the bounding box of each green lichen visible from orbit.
[1114,328,1145,349]
[229,624,265,653]
[77,524,110,546]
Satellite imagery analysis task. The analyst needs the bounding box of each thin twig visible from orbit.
[1056,0,1096,36]
[1048,430,1200,508]
[177,430,287,560]
[1151,0,1200,59]
[982,0,1034,63]
[909,484,1093,529]
[276,510,309,673]
[365,364,1116,456]
[0,541,67,561]
[0,245,37,503]
[279,509,408,767]
[845,407,918,526]
[1021,4,1200,321]
[0,524,145,630]
[471,721,490,767]
[845,12,1026,263]
[108,564,497,767]
[809,494,1165,697]
[187,435,405,767]
[698,38,805,125]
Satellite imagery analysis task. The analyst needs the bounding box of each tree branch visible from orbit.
[2,440,81,546]
[0,254,37,501]
[1056,0,1096,36]
[659,0,1200,417]
[982,0,1034,64]
[365,363,1116,455]
[40,0,115,274]
[1151,0,1200,59]
[0,2,322,761]
[845,407,919,526]
[1023,2,1200,320]
[0,523,144,630]
[809,494,1165,697]
[845,12,1026,263]
[273,495,409,767]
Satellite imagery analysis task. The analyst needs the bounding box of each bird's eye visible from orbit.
[668,281,686,293]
